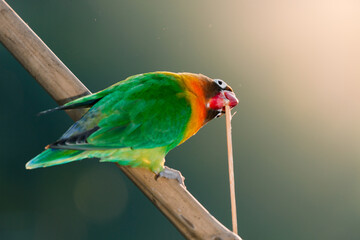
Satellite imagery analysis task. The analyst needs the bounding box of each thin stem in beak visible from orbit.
[225,104,238,234]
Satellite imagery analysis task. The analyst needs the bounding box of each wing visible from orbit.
[48,73,143,140]
[48,72,192,151]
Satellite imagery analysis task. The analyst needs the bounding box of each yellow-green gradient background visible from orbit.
[1,0,360,239]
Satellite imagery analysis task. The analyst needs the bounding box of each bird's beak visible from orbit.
[208,90,239,110]
[224,91,239,108]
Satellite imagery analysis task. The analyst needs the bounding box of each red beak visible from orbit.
[224,91,239,108]
[208,90,239,110]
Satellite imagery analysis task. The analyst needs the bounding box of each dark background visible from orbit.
[1,0,360,239]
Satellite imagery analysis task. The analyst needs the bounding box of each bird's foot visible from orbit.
[155,166,185,186]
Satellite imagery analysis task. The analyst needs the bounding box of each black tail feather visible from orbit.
[37,98,102,116]
[37,106,65,116]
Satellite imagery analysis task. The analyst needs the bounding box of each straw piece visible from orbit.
[225,104,238,234]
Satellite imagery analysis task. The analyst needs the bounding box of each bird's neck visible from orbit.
[177,73,208,145]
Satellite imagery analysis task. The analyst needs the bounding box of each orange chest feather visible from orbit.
[179,75,208,145]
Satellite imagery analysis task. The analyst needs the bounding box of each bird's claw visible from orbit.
[155,166,185,186]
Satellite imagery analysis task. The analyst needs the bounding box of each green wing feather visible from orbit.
[26,72,192,172]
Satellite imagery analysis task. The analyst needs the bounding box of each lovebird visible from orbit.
[26,72,238,183]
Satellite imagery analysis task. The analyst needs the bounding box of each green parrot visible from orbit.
[26,72,238,183]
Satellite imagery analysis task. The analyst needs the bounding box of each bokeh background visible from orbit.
[1,0,360,239]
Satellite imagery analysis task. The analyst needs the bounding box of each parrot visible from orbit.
[26,71,238,183]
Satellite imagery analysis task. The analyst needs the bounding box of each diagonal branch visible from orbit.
[0,1,242,239]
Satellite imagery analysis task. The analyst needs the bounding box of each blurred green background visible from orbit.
[1,0,360,239]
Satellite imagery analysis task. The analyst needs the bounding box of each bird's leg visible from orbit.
[155,166,185,186]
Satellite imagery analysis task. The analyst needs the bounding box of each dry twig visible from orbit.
[225,104,238,234]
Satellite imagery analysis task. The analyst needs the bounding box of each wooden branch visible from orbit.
[0,1,242,239]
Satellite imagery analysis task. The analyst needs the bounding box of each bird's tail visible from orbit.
[26,148,136,170]
[26,147,166,173]
[26,149,86,169]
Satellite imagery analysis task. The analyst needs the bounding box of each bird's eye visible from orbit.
[214,79,227,89]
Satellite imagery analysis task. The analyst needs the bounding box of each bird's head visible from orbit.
[205,78,239,120]
[178,72,238,122]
